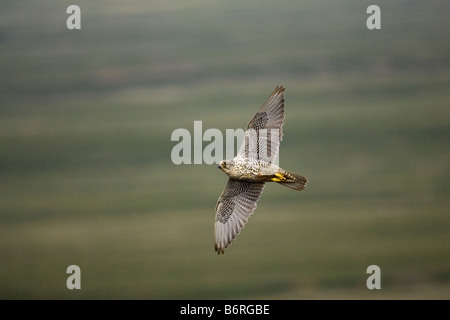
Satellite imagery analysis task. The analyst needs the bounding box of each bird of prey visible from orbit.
[215,86,308,254]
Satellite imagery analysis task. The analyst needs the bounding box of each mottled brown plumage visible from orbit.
[214,86,308,254]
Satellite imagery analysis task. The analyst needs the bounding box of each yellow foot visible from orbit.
[271,173,287,182]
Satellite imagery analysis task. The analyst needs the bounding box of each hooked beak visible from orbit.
[218,164,222,169]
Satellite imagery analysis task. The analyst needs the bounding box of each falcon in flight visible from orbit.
[215,86,308,254]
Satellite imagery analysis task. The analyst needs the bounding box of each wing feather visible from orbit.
[236,86,285,163]
[214,179,265,254]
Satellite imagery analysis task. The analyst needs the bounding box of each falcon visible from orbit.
[215,86,308,254]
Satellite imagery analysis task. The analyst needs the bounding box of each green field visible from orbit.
[1,0,449,299]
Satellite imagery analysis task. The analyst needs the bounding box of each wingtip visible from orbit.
[274,85,285,94]
[270,86,285,103]
[215,244,225,255]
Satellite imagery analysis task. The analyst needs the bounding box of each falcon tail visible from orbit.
[272,169,308,191]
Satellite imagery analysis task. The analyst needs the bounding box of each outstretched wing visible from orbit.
[236,86,285,163]
[215,179,265,254]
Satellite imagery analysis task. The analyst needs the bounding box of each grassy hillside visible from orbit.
[0,0,449,299]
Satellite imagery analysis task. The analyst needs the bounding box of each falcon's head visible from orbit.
[218,160,234,174]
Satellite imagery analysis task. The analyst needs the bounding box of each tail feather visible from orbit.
[275,169,308,191]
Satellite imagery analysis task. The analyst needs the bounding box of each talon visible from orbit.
[274,173,287,181]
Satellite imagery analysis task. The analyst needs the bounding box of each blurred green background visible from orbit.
[1,0,449,299]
